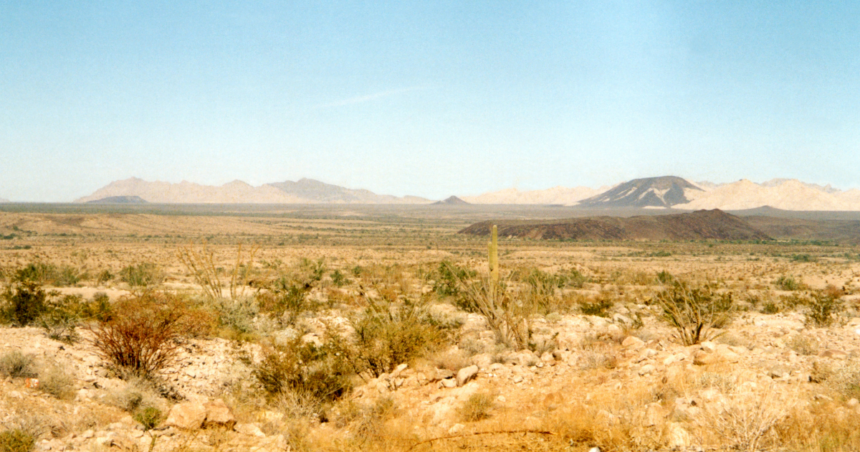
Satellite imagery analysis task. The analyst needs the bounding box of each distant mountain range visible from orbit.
[75,176,860,211]
[76,178,431,204]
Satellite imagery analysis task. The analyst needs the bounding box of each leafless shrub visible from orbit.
[88,292,190,378]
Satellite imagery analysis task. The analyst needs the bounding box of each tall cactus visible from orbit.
[488,225,499,285]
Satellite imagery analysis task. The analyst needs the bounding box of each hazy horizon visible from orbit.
[2,2,859,202]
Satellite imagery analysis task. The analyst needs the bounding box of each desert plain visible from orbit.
[2,204,860,452]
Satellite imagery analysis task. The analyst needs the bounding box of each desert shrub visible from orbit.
[15,262,58,285]
[657,270,674,284]
[0,429,35,452]
[212,297,259,339]
[177,243,260,301]
[433,260,475,302]
[762,301,780,314]
[253,337,353,408]
[118,263,162,291]
[330,269,349,287]
[53,266,80,287]
[655,281,734,345]
[37,366,75,400]
[88,292,190,378]
[0,351,37,379]
[791,254,815,263]
[133,407,163,431]
[460,392,494,422]
[804,291,843,327]
[456,276,532,350]
[787,334,819,356]
[332,297,452,378]
[0,279,49,327]
[521,269,569,315]
[775,275,801,291]
[96,269,113,285]
[579,293,614,318]
[256,275,315,326]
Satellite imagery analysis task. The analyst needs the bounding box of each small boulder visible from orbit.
[234,422,265,437]
[203,399,236,429]
[456,365,479,387]
[622,336,645,349]
[165,402,207,430]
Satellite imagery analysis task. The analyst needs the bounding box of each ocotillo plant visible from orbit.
[488,225,499,285]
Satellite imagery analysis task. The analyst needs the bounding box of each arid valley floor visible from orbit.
[2,204,860,452]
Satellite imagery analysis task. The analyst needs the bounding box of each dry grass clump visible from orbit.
[36,365,75,400]
[695,384,794,452]
[0,351,37,379]
[788,334,820,356]
[460,392,495,422]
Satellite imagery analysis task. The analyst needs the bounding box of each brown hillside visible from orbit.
[459,209,772,241]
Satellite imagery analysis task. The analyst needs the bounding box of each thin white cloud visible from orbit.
[316,86,427,108]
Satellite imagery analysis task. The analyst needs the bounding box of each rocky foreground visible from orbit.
[3,305,860,451]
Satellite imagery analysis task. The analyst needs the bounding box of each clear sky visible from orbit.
[2,1,859,201]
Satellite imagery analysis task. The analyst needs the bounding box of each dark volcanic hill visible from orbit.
[434,196,469,205]
[578,176,703,208]
[460,209,772,241]
[86,196,147,204]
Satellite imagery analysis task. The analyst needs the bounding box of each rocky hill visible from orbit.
[460,209,772,241]
[577,176,703,209]
[434,196,469,205]
[76,178,431,204]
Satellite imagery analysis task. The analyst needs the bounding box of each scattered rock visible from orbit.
[165,402,207,430]
[456,365,479,387]
[203,399,236,429]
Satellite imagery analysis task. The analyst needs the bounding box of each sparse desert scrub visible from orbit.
[459,392,495,422]
[694,384,794,452]
[36,364,75,400]
[804,289,844,327]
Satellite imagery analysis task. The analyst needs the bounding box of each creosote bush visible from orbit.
[0,429,35,452]
[89,292,192,378]
[333,296,453,378]
[253,337,353,409]
[655,281,734,345]
[804,290,843,327]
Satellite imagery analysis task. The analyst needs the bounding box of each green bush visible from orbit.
[0,351,37,379]
[119,263,162,290]
[433,260,475,301]
[0,280,49,326]
[655,281,734,345]
[580,297,614,318]
[775,275,801,291]
[133,407,163,431]
[335,297,452,378]
[805,291,842,327]
[0,429,35,452]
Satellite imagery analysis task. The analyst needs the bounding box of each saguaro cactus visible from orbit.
[488,225,499,285]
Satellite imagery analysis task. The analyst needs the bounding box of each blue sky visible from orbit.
[1,1,859,201]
